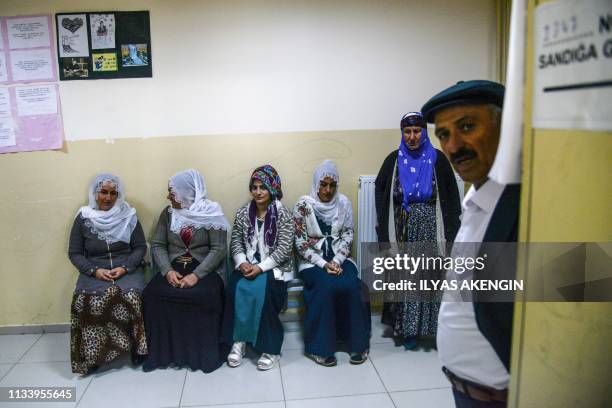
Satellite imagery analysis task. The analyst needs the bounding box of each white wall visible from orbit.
[2,0,498,140]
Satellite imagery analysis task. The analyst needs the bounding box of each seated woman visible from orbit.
[224,165,295,370]
[293,160,371,366]
[68,173,147,375]
[143,169,230,373]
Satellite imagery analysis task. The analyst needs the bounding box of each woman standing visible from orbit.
[68,173,147,375]
[224,165,295,370]
[375,112,461,349]
[143,169,229,373]
[294,160,370,366]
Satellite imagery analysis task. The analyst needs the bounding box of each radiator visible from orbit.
[357,175,378,275]
[356,173,465,274]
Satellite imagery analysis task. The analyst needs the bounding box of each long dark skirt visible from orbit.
[71,285,147,375]
[142,261,226,373]
[382,194,441,339]
[302,260,371,357]
[222,270,287,355]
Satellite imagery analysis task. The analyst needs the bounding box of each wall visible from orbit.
[0,0,497,326]
[508,0,612,407]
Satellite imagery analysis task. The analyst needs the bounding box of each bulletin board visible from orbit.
[55,10,152,80]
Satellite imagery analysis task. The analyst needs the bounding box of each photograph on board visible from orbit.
[62,57,89,78]
[121,44,148,67]
[92,53,118,72]
[90,13,116,50]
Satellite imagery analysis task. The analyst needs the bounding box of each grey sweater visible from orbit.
[68,214,146,293]
[151,206,227,281]
[68,214,147,276]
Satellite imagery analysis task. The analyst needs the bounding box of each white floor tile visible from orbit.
[0,334,41,363]
[368,342,449,392]
[282,330,304,351]
[370,315,394,344]
[286,392,394,408]
[390,388,455,408]
[21,333,70,363]
[0,363,13,380]
[187,402,285,408]
[78,366,185,408]
[0,361,92,408]
[280,349,385,400]
[180,359,284,406]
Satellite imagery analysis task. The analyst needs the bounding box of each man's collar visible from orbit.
[462,179,505,213]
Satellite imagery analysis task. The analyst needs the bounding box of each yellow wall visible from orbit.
[0,130,400,326]
[509,1,612,407]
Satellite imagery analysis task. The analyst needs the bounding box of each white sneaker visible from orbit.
[227,342,246,367]
[256,353,279,370]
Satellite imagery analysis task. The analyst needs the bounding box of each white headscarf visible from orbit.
[301,160,350,226]
[168,169,230,234]
[79,173,138,244]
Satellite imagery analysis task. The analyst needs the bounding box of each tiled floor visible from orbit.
[0,316,453,407]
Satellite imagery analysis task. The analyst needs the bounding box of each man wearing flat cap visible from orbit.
[421,80,520,408]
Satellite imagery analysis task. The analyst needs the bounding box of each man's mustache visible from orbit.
[450,148,477,164]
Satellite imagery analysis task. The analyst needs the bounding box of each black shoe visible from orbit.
[349,352,368,365]
[306,353,337,367]
[85,365,99,376]
[131,354,147,366]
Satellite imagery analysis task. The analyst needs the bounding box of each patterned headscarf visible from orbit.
[397,111,437,212]
[249,164,283,200]
[248,165,282,249]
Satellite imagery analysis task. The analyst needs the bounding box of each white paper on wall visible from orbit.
[9,49,53,81]
[7,16,51,49]
[90,14,116,50]
[0,53,8,82]
[533,0,612,131]
[15,84,58,116]
[0,118,16,147]
[57,14,89,58]
[0,88,11,117]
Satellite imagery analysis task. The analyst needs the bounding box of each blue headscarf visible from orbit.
[397,111,437,212]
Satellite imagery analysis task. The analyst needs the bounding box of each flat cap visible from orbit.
[421,80,505,123]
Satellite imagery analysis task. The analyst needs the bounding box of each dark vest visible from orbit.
[473,184,521,371]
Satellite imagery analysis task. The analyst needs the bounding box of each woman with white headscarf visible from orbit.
[68,173,148,375]
[293,160,371,366]
[143,169,230,373]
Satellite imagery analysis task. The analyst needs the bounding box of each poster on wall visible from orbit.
[90,13,115,50]
[7,15,51,49]
[92,52,117,72]
[57,14,89,57]
[0,83,64,153]
[56,11,152,80]
[0,14,57,84]
[0,14,64,154]
[10,48,54,81]
[533,0,612,131]
[0,53,7,82]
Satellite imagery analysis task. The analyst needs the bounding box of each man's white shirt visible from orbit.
[437,179,510,390]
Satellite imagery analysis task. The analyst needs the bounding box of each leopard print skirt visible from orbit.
[71,284,147,375]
